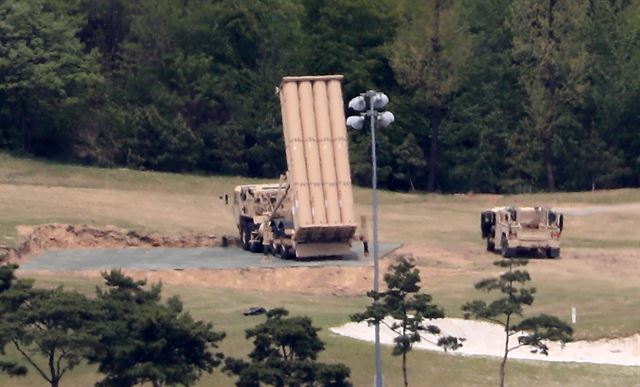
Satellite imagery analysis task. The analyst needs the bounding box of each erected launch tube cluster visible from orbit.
[278,75,357,257]
[232,75,359,258]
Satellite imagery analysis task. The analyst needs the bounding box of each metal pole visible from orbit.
[369,92,382,387]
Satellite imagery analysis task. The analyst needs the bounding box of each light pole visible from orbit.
[346,90,394,387]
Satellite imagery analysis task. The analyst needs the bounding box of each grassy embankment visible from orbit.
[1,153,638,386]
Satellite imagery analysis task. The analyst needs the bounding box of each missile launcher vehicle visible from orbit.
[232,75,361,259]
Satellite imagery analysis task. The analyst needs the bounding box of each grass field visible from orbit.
[1,275,637,387]
[1,152,639,386]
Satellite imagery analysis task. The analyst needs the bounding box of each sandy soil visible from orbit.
[1,224,231,263]
[331,318,640,366]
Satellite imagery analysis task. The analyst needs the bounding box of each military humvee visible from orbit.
[481,207,564,258]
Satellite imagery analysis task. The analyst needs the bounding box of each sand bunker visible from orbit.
[331,318,639,366]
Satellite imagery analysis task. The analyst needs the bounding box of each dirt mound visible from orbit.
[0,224,235,262]
[41,265,378,296]
[143,264,380,296]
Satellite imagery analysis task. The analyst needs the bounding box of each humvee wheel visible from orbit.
[546,247,560,259]
[486,238,495,252]
[500,235,514,258]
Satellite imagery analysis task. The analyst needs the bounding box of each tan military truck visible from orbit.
[230,75,360,259]
[481,206,564,258]
[233,179,292,255]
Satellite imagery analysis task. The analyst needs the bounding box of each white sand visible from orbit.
[330,318,640,366]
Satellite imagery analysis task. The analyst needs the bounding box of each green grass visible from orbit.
[0,274,637,387]
[1,153,639,386]
[0,152,262,195]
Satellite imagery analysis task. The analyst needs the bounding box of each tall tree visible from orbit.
[352,257,460,387]
[224,308,352,387]
[509,0,589,191]
[2,284,101,387]
[0,0,103,156]
[389,0,470,192]
[462,257,573,387]
[302,0,397,97]
[394,133,427,191]
[91,270,225,387]
[78,0,132,72]
[440,0,527,193]
[578,0,639,188]
[0,265,28,377]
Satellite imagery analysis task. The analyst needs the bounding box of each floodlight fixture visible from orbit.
[348,95,366,111]
[377,111,395,128]
[372,92,389,109]
[346,115,365,130]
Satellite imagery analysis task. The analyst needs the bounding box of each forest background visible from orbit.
[1,0,638,193]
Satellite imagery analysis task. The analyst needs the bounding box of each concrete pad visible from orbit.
[20,243,402,271]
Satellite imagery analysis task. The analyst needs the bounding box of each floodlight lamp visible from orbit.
[372,92,389,109]
[348,96,366,111]
[377,111,395,128]
[346,115,365,129]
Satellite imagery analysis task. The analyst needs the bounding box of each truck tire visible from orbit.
[501,235,514,258]
[271,242,283,257]
[250,239,263,253]
[486,238,495,252]
[240,223,251,251]
[281,247,295,260]
[546,248,560,259]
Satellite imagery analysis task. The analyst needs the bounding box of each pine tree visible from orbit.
[509,0,589,191]
[0,264,28,377]
[90,270,226,386]
[352,256,460,387]
[1,273,101,387]
[462,257,573,387]
[388,0,470,192]
[224,307,352,386]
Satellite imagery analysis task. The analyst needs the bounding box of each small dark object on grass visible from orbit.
[243,307,267,316]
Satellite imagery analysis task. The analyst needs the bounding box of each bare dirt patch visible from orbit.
[1,224,232,263]
[23,265,379,296]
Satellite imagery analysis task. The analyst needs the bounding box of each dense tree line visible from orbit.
[0,0,638,192]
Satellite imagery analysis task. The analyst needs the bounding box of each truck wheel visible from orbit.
[486,238,495,252]
[272,242,282,257]
[546,248,560,259]
[281,247,294,260]
[241,224,251,251]
[501,235,513,258]
[250,239,263,253]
